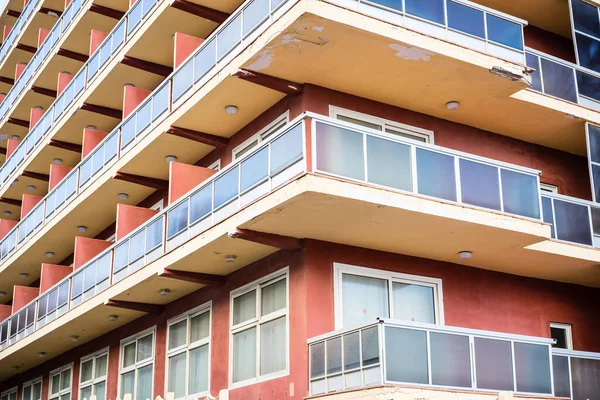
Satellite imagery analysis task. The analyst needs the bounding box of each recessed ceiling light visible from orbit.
[458,251,472,260]
[124,83,135,87]
[0,291,5,297]
[225,255,236,263]
[27,185,36,191]
[53,158,63,165]
[77,226,87,232]
[157,288,171,296]
[10,135,19,140]
[34,106,43,110]
[45,251,55,258]
[225,105,238,115]
[11,179,18,186]
[70,335,79,342]
[86,125,97,130]
[20,273,28,279]
[38,352,46,358]
[165,155,177,163]
[3,211,11,216]
[109,315,118,321]
[446,101,460,111]
[118,193,129,200]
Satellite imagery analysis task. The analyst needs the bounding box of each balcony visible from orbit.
[307,320,600,398]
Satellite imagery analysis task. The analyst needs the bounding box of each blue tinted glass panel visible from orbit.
[553,199,592,245]
[121,118,136,149]
[500,170,540,219]
[459,159,500,210]
[589,124,600,163]
[405,0,444,24]
[541,196,555,238]
[577,70,600,101]
[241,147,268,192]
[129,231,145,262]
[576,33,600,73]
[168,201,189,238]
[194,39,216,82]
[526,53,543,92]
[97,253,111,282]
[366,135,412,191]
[416,148,456,201]
[105,134,118,162]
[315,122,365,181]
[540,58,577,103]
[136,101,152,133]
[447,1,484,38]
[172,61,194,102]
[152,84,169,120]
[217,15,242,60]
[190,186,212,223]
[369,0,402,12]
[243,0,269,36]
[127,1,143,34]
[114,243,129,272]
[486,14,523,50]
[146,218,163,251]
[112,22,126,54]
[573,0,600,37]
[270,124,303,174]
[214,167,239,208]
[83,263,97,290]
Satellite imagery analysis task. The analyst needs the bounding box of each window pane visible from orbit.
[123,343,136,368]
[213,166,239,208]
[260,316,286,375]
[191,311,210,343]
[343,332,360,370]
[270,124,303,174]
[80,360,93,382]
[80,386,92,400]
[416,148,457,201]
[540,58,577,103]
[167,201,188,238]
[189,345,209,394]
[553,199,592,245]
[576,33,600,73]
[168,353,186,398]
[60,369,71,390]
[405,0,444,24]
[588,124,600,164]
[459,159,501,210]
[326,336,342,374]
[552,355,571,398]
[501,169,540,219]
[137,335,153,362]
[447,1,484,38]
[514,342,552,394]
[315,122,365,181]
[23,386,31,400]
[392,282,435,323]
[551,327,568,349]
[342,273,389,327]
[52,374,60,394]
[361,327,380,366]
[120,371,135,398]
[93,381,106,400]
[136,365,153,400]
[576,70,600,102]
[366,135,412,191]
[310,342,325,378]
[233,290,257,325]
[486,14,523,50]
[384,327,428,384]
[474,337,514,390]
[190,186,212,223]
[59,395,70,400]
[261,279,286,316]
[233,327,257,382]
[572,0,600,37]
[240,147,268,192]
[571,357,600,399]
[33,383,41,400]
[169,320,187,350]
[430,332,471,387]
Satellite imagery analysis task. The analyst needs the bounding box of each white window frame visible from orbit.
[232,112,290,160]
[79,347,109,400]
[207,159,220,171]
[550,322,573,350]
[540,183,559,193]
[22,377,43,400]
[165,302,212,400]
[49,363,73,400]
[229,268,290,389]
[150,199,164,211]
[333,263,444,329]
[1,387,17,400]
[118,326,156,400]
[329,105,434,143]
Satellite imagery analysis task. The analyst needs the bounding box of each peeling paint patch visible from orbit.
[282,34,303,45]
[246,47,274,71]
[389,44,435,61]
[312,26,324,32]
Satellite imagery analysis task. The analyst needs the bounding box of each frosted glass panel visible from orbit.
[366,135,412,191]
[326,337,342,374]
[514,342,551,394]
[571,357,600,400]
[342,273,389,327]
[553,355,571,397]
[384,327,428,384]
[501,169,540,219]
[459,159,501,211]
[392,282,435,323]
[315,122,365,181]
[474,338,513,391]
[343,332,360,370]
[430,332,471,387]
[311,342,325,378]
[416,148,456,201]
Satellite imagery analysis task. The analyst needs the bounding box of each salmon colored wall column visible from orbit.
[89,30,108,55]
[38,27,50,47]
[6,138,19,158]
[116,204,158,240]
[168,162,216,205]
[0,219,17,240]
[82,127,108,159]
[57,72,73,96]
[0,305,11,321]
[0,93,5,103]
[49,164,73,191]
[20,194,42,219]
[40,264,73,293]
[12,286,39,313]
[73,237,112,270]
[174,33,204,69]
[29,107,44,130]
[15,62,26,81]
[3,26,11,42]
[65,0,73,7]
[122,85,151,119]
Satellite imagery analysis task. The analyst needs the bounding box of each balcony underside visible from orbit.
[236,2,596,155]
[0,48,34,82]
[92,0,130,12]
[7,89,54,123]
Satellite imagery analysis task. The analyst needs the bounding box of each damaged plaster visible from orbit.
[389,44,435,61]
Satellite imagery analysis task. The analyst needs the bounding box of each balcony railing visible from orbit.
[329,0,526,64]
[526,48,600,111]
[552,348,600,399]
[0,0,46,67]
[308,320,556,396]
[541,193,600,247]
[0,115,307,350]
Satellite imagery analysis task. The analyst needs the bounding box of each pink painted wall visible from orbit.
[20,194,42,219]
[0,219,17,240]
[89,30,108,55]
[11,286,39,313]
[168,162,216,204]
[40,264,73,293]
[15,63,26,81]
[73,237,112,270]
[3,25,11,42]
[174,32,204,69]
[81,128,108,159]
[122,86,150,119]
[6,138,19,158]
[29,107,44,131]
[49,164,73,191]
[57,72,73,97]
[38,27,50,47]
[0,305,11,321]
[115,204,158,241]
[0,93,5,103]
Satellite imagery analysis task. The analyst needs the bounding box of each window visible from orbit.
[49,364,72,400]
[80,349,109,400]
[329,106,434,143]
[571,0,600,73]
[334,263,443,329]
[120,328,155,400]
[232,112,289,160]
[166,304,211,399]
[22,378,42,400]
[0,388,17,400]
[207,159,221,171]
[550,322,573,349]
[540,183,558,193]
[230,270,289,386]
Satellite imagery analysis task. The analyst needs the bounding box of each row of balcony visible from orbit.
[308,319,600,398]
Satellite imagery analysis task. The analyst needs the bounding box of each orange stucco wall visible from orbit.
[11,286,39,314]
[168,162,216,204]
[73,237,112,270]
[0,219,18,240]
[115,204,158,241]
[29,107,44,131]
[20,194,42,219]
[174,32,204,69]
[48,164,73,191]
[39,264,73,294]
[81,128,108,159]
[122,86,151,119]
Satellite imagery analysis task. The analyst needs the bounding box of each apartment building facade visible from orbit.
[0,0,597,399]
